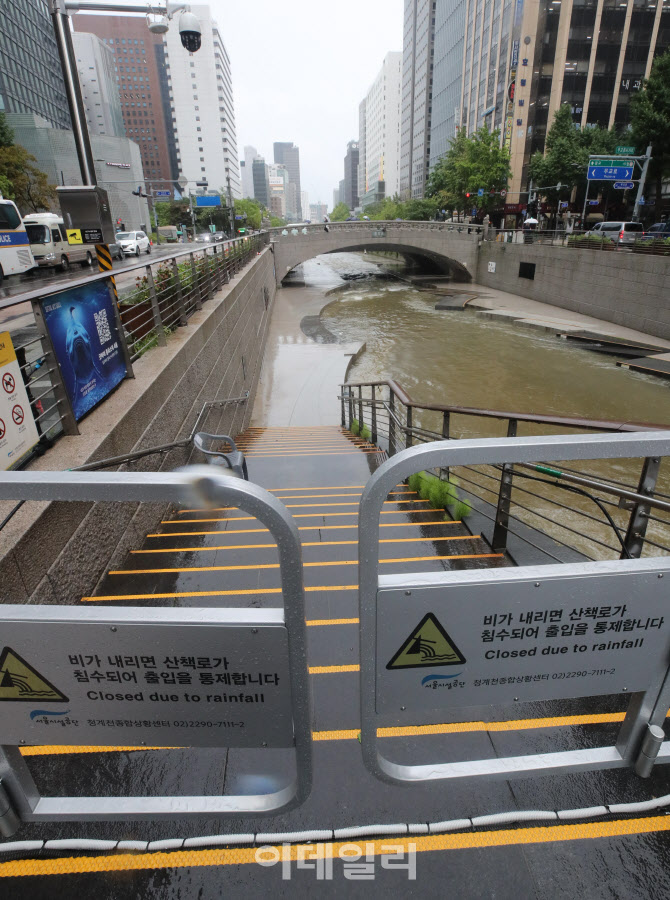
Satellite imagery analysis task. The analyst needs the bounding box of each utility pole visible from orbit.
[633,145,652,222]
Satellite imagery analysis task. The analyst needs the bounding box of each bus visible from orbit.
[0,197,35,284]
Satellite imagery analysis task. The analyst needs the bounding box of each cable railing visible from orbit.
[0,233,268,463]
[483,228,670,255]
[340,379,670,563]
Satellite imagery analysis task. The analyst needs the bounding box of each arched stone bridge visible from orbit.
[268,221,483,285]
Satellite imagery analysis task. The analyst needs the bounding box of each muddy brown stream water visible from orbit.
[296,254,670,559]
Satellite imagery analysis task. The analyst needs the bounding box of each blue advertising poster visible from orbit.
[41,280,127,421]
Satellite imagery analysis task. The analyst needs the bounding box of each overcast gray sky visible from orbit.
[209,0,404,205]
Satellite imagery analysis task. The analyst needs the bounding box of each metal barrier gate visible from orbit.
[0,468,311,833]
[358,432,670,785]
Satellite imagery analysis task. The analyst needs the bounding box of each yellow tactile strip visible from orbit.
[132,535,480,554]
[2,817,670,877]
[149,521,458,537]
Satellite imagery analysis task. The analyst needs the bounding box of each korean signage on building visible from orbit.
[40,280,127,421]
[0,331,40,470]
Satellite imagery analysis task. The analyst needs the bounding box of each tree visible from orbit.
[0,145,56,213]
[528,104,619,224]
[330,202,350,221]
[426,126,510,215]
[0,113,14,149]
[269,216,286,227]
[232,198,262,230]
[630,49,670,212]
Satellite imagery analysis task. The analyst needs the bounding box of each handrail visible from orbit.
[341,378,668,433]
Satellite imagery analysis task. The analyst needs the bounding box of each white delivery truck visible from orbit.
[23,213,96,272]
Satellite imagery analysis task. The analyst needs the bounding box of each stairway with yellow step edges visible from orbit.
[13,426,670,895]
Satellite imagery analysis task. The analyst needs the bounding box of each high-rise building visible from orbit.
[339,178,346,208]
[428,0,670,203]
[73,12,178,192]
[301,191,309,221]
[268,163,289,217]
[252,156,270,207]
[400,0,436,199]
[310,201,328,222]
[164,4,241,198]
[240,145,258,198]
[333,187,340,209]
[344,140,360,209]
[72,32,125,138]
[358,51,402,207]
[273,142,302,218]
[0,0,71,130]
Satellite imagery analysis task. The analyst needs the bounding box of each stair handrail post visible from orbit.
[621,455,661,559]
[348,387,354,430]
[358,385,363,432]
[491,418,518,552]
[439,410,451,481]
[406,404,413,449]
[340,385,346,428]
[371,385,378,443]
[388,388,396,456]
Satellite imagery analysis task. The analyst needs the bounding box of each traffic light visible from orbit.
[132,186,145,197]
[465,192,471,198]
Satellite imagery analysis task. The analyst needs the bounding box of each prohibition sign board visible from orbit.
[0,331,39,468]
[0,419,5,440]
[11,404,24,426]
[2,372,15,394]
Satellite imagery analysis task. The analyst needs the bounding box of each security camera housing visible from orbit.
[179,11,202,52]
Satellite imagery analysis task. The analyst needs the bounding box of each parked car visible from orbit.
[115,230,151,256]
[588,221,644,246]
[640,221,670,241]
[194,232,214,243]
[108,242,125,261]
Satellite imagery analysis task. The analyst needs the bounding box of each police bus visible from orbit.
[0,197,35,284]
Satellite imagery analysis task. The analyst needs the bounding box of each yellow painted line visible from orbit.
[18,711,633,756]
[109,553,501,576]
[148,521,457,537]
[177,491,415,511]
[306,617,359,626]
[132,536,476,554]
[245,451,382,458]
[162,500,430,522]
[309,664,359,674]
[82,585,360,602]
[313,712,629,741]
[4,818,670,877]
[20,745,178,756]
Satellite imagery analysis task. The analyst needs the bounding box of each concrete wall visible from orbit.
[0,249,277,606]
[477,241,670,340]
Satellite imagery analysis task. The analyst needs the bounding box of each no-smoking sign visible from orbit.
[0,418,5,440]
[11,404,24,426]
[2,372,15,394]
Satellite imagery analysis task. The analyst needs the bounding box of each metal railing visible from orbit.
[1,233,268,456]
[483,228,670,255]
[268,220,483,238]
[340,379,670,563]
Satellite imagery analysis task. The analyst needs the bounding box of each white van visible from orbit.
[23,213,95,272]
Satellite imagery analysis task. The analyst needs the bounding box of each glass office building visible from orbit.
[0,0,71,130]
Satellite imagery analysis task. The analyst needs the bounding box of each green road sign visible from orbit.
[616,146,635,155]
[589,158,634,168]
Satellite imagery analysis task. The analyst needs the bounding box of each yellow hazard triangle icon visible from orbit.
[0,647,68,702]
[386,613,466,670]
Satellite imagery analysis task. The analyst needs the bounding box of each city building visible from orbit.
[273,142,302,219]
[343,140,360,209]
[268,163,289,218]
[7,113,149,227]
[73,12,178,193]
[428,0,670,204]
[252,156,270,207]
[163,3,241,199]
[240,145,258,198]
[333,187,340,209]
[339,179,346,208]
[301,191,309,221]
[358,51,402,207]
[399,0,436,198]
[310,201,328,222]
[0,0,71,130]
[72,32,125,138]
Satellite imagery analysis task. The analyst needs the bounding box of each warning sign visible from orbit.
[0,332,39,470]
[0,647,68,702]
[66,228,83,245]
[386,613,465,669]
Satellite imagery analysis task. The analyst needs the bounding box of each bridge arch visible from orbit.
[269,221,482,286]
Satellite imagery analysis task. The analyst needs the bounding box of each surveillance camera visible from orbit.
[179,11,202,52]
[147,14,169,34]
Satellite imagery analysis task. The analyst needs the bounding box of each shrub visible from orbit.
[351,419,360,436]
[361,424,371,441]
[408,471,470,519]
